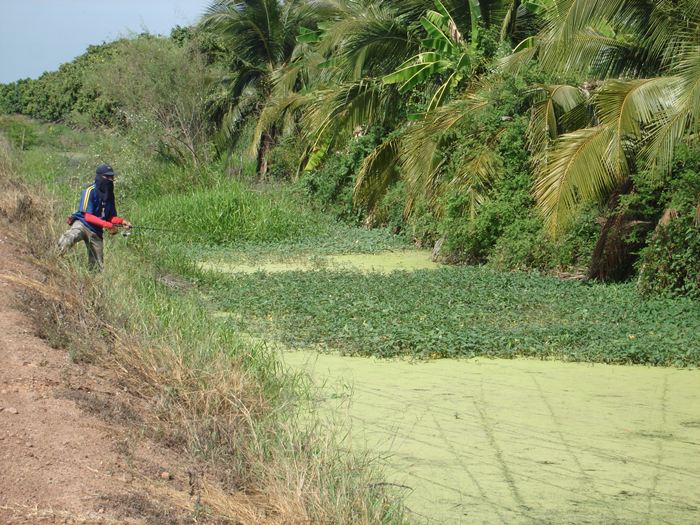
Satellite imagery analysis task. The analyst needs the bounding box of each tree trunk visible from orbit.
[256,130,273,179]
[588,179,651,282]
[505,0,522,40]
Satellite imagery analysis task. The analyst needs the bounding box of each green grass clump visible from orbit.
[209,267,700,366]
[132,183,333,245]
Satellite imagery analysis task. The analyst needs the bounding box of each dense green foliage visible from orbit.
[133,184,330,245]
[299,128,386,224]
[632,145,700,298]
[2,0,700,297]
[86,36,213,165]
[637,216,700,299]
[0,42,119,123]
[206,266,700,366]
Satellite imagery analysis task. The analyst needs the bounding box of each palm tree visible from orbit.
[349,0,542,217]
[228,0,535,188]
[502,0,700,279]
[200,0,338,176]
[511,0,700,235]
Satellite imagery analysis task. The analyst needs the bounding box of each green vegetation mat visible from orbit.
[183,225,410,263]
[208,266,700,366]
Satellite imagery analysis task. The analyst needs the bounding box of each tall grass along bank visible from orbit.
[0,126,409,524]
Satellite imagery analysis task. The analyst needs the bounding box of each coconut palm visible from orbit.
[349,0,543,216]
[513,0,700,235]
[249,0,414,171]
[200,0,339,176]
[238,0,536,185]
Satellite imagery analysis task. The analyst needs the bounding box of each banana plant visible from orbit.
[382,0,478,112]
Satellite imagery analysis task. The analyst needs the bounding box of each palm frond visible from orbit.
[304,80,397,139]
[451,145,502,219]
[316,4,416,80]
[299,79,401,170]
[497,43,537,73]
[674,41,700,126]
[353,135,402,210]
[534,0,666,77]
[593,77,678,174]
[202,0,283,67]
[642,101,691,175]
[527,84,586,165]
[540,0,628,47]
[534,125,620,233]
[248,92,310,158]
[539,27,631,76]
[398,92,491,211]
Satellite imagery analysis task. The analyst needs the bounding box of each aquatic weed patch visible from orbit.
[185,223,410,263]
[211,267,700,366]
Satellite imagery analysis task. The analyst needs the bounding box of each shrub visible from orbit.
[298,128,385,224]
[0,42,120,124]
[489,206,598,271]
[86,36,212,166]
[0,119,36,150]
[266,135,304,180]
[370,181,408,234]
[637,215,700,298]
[624,142,700,296]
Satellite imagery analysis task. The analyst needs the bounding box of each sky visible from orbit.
[0,0,210,83]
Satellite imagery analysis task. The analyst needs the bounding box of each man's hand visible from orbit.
[107,225,119,235]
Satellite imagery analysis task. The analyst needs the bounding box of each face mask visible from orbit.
[95,175,114,201]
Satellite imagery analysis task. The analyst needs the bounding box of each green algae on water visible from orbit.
[282,351,700,524]
[198,249,442,274]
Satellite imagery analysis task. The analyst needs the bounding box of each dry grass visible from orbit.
[0,503,139,525]
[0,135,55,251]
[0,135,407,525]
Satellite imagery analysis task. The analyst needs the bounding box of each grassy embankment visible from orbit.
[0,115,409,524]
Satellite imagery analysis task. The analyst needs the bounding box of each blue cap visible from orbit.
[96,163,115,176]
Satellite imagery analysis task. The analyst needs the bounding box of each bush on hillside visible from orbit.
[85,36,213,166]
[0,42,120,124]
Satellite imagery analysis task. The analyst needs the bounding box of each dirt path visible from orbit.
[0,233,195,524]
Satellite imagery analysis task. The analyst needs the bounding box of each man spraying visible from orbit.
[58,163,131,269]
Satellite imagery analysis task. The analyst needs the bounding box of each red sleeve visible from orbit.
[84,213,113,229]
[110,216,125,225]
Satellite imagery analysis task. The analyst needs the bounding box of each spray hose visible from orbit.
[119,224,210,240]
